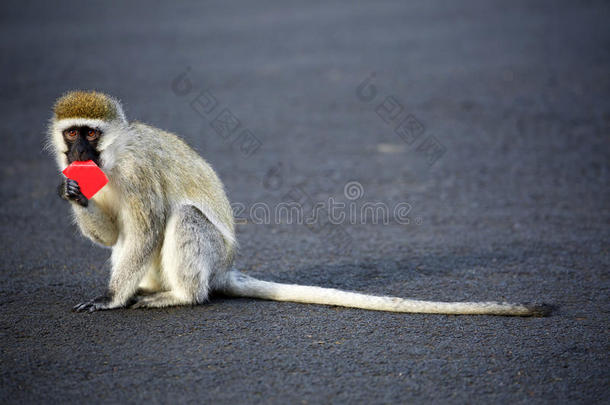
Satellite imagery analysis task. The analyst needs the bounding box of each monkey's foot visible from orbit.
[73,295,115,313]
[130,291,192,309]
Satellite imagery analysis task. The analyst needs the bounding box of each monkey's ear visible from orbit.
[108,95,127,124]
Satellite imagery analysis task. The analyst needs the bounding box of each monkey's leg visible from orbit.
[74,208,160,312]
[131,205,228,309]
[136,258,163,294]
[130,291,191,308]
[74,240,159,312]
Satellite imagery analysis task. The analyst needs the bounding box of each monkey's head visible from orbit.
[48,90,127,170]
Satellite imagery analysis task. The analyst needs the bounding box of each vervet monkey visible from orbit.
[48,91,550,316]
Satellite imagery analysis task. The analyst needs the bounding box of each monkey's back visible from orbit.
[112,122,236,248]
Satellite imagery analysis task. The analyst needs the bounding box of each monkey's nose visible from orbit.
[77,152,94,162]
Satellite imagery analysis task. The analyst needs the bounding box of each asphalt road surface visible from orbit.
[1,1,608,403]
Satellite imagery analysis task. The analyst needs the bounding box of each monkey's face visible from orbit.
[49,91,128,171]
[63,125,102,165]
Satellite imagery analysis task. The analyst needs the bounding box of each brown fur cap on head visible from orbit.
[53,90,126,122]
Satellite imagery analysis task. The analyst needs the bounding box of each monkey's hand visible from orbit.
[73,295,119,313]
[59,178,89,207]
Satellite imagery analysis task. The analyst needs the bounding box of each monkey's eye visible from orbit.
[64,129,78,140]
[87,129,100,141]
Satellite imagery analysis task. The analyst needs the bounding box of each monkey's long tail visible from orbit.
[220,270,551,317]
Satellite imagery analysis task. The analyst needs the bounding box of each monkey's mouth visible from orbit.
[66,153,100,167]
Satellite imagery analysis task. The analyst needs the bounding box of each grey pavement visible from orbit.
[0,0,608,403]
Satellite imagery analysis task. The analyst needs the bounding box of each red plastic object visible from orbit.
[62,160,109,199]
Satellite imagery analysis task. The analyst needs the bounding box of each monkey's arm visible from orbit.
[59,178,118,246]
[72,204,119,247]
[74,196,163,312]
